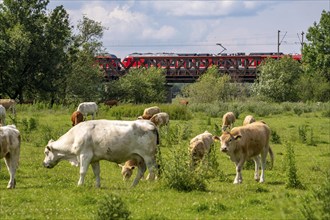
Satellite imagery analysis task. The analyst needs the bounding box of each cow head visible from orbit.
[118,164,135,181]
[43,140,63,168]
[219,132,241,154]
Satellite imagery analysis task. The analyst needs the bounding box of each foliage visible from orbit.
[182,66,241,103]
[301,171,330,220]
[284,142,304,189]
[64,50,104,103]
[0,0,71,102]
[96,194,130,220]
[162,145,207,192]
[252,57,303,102]
[303,10,330,81]
[116,67,167,104]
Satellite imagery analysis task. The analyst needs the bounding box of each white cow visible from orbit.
[215,121,274,184]
[43,119,159,187]
[0,125,21,188]
[0,105,6,125]
[77,102,98,120]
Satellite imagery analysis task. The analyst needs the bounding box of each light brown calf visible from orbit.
[215,121,274,184]
[141,106,160,120]
[0,99,16,114]
[243,115,256,126]
[150,112,169,128]
[222,112,236,131]
[179,100,189,106]
[189,131,215,166]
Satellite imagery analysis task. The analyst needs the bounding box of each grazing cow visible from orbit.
[77,102,98,120]
[43,119,159,187]
[179,100,189,106]
[0,105,6,125]
[150,112,169,128]
[104,99,118,108]
[0,125,21,189]
[71,111,84,126]
[0,99,16,115]
[215,121,274,184]
[222,112,236,132]
[189,131,215,166]
[243,115,256,126]
[118,159,139,181]
[141,106,160,120]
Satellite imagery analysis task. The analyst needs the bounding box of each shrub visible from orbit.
[96,194,130,220]
[162,146,207,192]
[271,130,281,144]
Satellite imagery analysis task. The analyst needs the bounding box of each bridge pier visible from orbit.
[165,84,173,103]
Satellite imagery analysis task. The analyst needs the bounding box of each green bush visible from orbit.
[96,194,130,220]
[162,146,207,192]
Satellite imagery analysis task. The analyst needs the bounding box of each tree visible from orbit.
[303,10,330,81]
[299,10,330,101]
[64,16,107,103]
[117,67,167,104]
[182,66,234,103]
[252,57,303,102]
[0,0,71,102]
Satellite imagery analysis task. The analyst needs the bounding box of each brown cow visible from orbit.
[222,111,236,132]
[0,125,21,188]
[243,115,256,126]
[104,99,118,108]
[215,121,274,184]
[179,100,189,106]
[71,111,84,126]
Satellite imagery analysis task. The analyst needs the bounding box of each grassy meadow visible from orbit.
[0,101,329,219]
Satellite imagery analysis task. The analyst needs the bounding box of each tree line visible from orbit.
[0,1,329,104]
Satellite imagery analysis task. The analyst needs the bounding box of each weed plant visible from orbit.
[284,142,304,189]
[96,193,130,220]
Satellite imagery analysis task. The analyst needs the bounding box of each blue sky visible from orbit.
[24,1,330,58]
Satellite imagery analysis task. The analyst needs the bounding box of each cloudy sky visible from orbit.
[49,0,328,58]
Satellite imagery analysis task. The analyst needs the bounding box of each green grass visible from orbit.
[0,103,329,219]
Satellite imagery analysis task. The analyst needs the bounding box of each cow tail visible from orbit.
[268,146,274,170]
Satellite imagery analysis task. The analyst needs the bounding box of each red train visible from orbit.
[95,52,302,83]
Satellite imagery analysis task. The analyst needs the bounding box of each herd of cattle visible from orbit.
[0,99,273,189]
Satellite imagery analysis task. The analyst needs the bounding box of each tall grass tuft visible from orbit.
[96,193,130,220]
[271,130,281,144]
[284,142,304,189]
[301,171,330,220]
[162,145,207,192]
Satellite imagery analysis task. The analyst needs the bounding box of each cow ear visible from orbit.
[118,164,123,168]
[234,135,242,140]
[48,139,54,144]
[213,136,220,142]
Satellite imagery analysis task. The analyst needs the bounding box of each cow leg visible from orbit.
[234,159,244,184]
[145,157,158,181]
[132,158,146,187]
[91,161,101,188]
[260,149,268,183]
[78,154,92,186]
[253,155,261,181]
[4,154,17,189]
